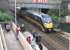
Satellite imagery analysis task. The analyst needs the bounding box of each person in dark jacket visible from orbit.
[38,43,43,50]
[36,36,43,50]
[32,31,43,50]
[20,24,25,32]
[36,36,41,43]
[5,23,11,32]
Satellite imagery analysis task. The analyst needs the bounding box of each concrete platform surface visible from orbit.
[4,30,24,50]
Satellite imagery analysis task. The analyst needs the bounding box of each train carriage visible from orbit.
[20,10,54,32]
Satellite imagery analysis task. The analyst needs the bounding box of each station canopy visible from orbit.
[16,0,62,9]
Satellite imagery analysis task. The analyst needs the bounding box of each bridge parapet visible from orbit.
[0,25,8,50]
[16,0,62,9]
[12,22,34,50]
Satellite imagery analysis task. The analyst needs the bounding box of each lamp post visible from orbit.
[15,0,17,24]
[58,4,61,23]
[68,4,70,12]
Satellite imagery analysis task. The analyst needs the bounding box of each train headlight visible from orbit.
[44,23,47,25]
[43,23,47,27]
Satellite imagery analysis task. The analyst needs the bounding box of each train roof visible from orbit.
[27,10,41,16]
[26,10,51,18]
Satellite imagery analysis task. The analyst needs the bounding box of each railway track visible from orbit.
[40,32,69,50]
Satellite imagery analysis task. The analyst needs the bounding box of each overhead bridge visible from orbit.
[16,0,62,9]
[17,3,61,9]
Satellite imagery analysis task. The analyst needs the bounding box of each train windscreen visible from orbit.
[41,14,52,23]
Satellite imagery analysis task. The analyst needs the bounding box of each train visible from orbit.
[18,10,54,32]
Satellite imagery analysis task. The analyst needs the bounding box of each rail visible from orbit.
[0,25,8,50]
[12,22,33,50]
[0,35,3,50]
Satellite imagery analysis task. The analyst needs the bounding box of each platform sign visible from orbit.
[32,0,48,3]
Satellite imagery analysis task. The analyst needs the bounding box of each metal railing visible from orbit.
[0,25,8,50]
[12,22,34,50]
[0,35,3,50]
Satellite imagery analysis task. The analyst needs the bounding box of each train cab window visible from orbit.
[33,15,36,19]
[42,14,52,23]
[28,13,34,19]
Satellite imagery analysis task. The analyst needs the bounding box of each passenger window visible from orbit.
[34,16,38,20]
[38,17,42,24]
[27,13,42,24]
[34,16,41,23]
[27,13,33,18]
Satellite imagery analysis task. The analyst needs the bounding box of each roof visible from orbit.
[17,0,62,9]
[27,10,51,18]
[27,10,42,16]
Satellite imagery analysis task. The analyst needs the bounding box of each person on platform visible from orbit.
[20,24,25,32]
[16,25,21,40]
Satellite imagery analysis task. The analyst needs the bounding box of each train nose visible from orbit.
[44,23,53,29]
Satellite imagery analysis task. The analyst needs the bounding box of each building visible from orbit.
[62,0,70,16]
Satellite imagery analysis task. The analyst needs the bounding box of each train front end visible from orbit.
[43,21,54,31]
[42,14,54,32]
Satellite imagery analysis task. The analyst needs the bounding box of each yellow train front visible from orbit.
[43,21,54,32]
[41,14,54,32]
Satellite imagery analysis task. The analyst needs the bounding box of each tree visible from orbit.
[48,9,64,21]
[0,11,13,22]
